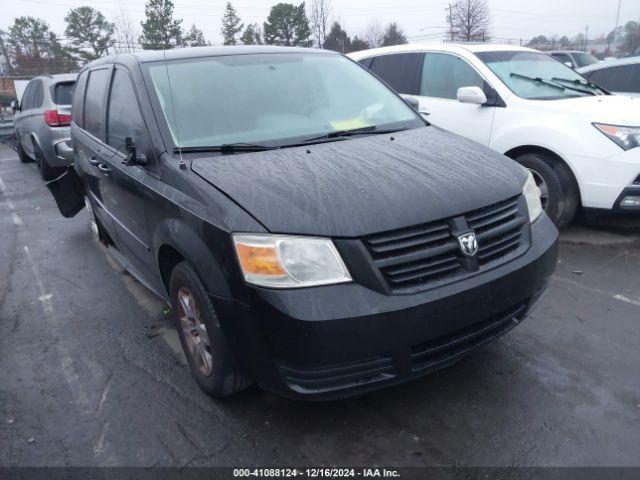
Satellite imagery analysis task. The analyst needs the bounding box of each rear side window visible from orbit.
[588,65,634,92]
[32,81,44,108]
[107,69,147,151]
[420,53,484,100]
[72,71,89,127]
[369,53,421,94]
[55,82,75,105]
[83,68,111,139]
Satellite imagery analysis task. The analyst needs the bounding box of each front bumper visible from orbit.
[568,147,640,211]
[214,214,559,400]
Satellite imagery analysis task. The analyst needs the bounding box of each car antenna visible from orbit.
[163,50,186,170]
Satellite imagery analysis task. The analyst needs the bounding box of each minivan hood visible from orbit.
[533,94,640,125]
[191,127,526,237]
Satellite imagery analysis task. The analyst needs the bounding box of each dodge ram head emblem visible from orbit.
[457,232,479,257]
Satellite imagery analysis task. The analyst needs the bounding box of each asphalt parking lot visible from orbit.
[1,142,639,468]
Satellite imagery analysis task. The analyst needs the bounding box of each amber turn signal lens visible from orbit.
[235,243,286,276]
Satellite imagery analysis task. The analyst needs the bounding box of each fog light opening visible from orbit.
[619,195,640,209]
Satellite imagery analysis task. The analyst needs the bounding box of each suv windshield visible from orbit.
[146,53,423,149]
[476,50,604,100]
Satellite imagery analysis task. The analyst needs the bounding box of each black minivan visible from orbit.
[48,46,558,400]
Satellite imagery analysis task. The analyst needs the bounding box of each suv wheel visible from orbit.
[515,152,578,228]
[169,261,252,397]
[16,140,30,163]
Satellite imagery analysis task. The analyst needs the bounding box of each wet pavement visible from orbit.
[1,143,639,467]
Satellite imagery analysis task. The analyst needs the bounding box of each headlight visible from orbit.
[232,234,352,288]
[593,123,640,151]
[523,171,543,222]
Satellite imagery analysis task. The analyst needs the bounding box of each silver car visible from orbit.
[12,74,77,180]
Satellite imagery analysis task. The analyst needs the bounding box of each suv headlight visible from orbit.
[593,123,640,151]
[523,171,543,222]
[232,234,352,288]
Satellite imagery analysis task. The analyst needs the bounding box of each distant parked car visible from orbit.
[12,74,76,180]
[577,57,640,97]
[548,50,599,70]
[350,44,640,227]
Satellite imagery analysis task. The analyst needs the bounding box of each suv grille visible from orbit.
[364,196,529,293]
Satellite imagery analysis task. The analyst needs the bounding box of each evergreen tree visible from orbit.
[221,2,244,45]
[64,6,114,63]
[263,3,311,47]
[139,0,183,50]
[240,23,263,45]
[183,24,207,47]
[381,22,407,47]
[323,21,350,53]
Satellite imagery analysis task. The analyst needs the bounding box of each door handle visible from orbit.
[97,163,111,174]
[89,156,100,166]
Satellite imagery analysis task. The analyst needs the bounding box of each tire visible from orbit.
[16,139,31,163]
[515,152,578,229]
[34,144,61,181]
[169,261,252,397]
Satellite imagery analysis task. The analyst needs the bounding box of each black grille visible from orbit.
[634,175,640,185]
[280,355,395,394]
[363,196,528,293]
[411,302,527,372]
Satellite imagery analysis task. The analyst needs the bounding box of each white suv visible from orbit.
[349,44,640,227]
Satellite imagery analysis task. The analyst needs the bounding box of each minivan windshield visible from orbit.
[476,50,605,100]
[146,53,423,149]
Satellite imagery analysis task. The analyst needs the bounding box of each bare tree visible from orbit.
[309,0,332,48]
[454,0,490,42]
[112,6,138,52]
[364,19,384,48]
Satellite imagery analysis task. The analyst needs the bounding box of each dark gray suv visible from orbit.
[13,73,77,180]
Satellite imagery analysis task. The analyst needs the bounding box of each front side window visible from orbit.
[368,53,421,94]
[420,53,484,100]
[476,50,605,100]
[107,69,148,152]
[588,65,635,92]
[83,68,111,139]
[147,53,422,149]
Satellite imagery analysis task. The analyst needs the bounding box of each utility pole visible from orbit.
[614,0,622,32]
[584,25,589,51]
[445,3,458,42]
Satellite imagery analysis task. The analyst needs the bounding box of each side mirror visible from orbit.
[457,86,488,105]
[11,100,20,113]
[401,95,420,111]
[123,136,148,166]
[564,61,574,69]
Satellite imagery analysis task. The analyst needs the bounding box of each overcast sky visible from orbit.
[2,0,639,45]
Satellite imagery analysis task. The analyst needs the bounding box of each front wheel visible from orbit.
[169,261,251,397]
[515,152,578,228]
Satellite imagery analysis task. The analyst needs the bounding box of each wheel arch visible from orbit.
[503,145,582,204]
[153,218,233,300]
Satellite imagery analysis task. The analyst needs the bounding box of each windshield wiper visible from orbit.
[510,73,566,91]
[174,143,280,154]
[551,77,603,95]
[297,126,408,145]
